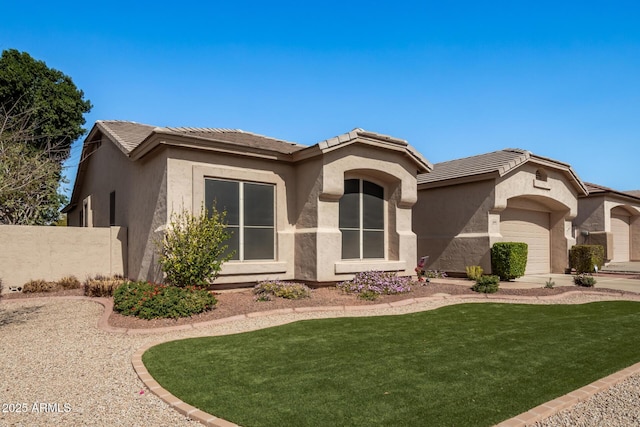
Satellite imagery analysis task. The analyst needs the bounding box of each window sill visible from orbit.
[334,260,407,274]
[533,179,551,190]
[221,261,288,275]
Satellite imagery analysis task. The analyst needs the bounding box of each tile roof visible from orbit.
[417,148,531,185]
[95,120,306,156]
[584,182,640,201]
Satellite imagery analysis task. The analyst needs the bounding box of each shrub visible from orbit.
[424,270,447,279]
[471,275,500,293]
[491,242,528,280]
[22,279,58,293]
[465,265,484,281]
[338,271,412,300]
[57,275,81,290]
[574,274,596,287]
[253,280,311,301]
[84,276,127,297]
[569,245,604,274]
[158,205,233,288]
[113,281,217,319]
[544,278,555,289]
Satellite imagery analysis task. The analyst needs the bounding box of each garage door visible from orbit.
[611,213,630,262]
[500,208,551,275]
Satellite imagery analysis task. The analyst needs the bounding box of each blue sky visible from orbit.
[3,1,640,193]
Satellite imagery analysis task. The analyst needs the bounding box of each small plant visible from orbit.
[465,266,484,281]
[544,278,555,289]
[84,275,127,297]
[253,280,312,301]
[574,274,596,287]
[22,279,58,293]
[424,270,447,279]
[57,275,81,290]
[113,280,217,319]
[471,275,500,293]
[158,205,234,288]
[338,271,412,300]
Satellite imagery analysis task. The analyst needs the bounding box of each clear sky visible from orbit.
[2,1,639,194]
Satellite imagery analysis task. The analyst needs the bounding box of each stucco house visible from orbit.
[573,183,640,263]
[413,148,588,276]
[63,121,431,285]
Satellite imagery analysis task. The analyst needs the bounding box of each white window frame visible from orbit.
[339,178,385,260]
[205,178,276,262]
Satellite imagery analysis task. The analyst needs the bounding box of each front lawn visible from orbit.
[143,301,640,426]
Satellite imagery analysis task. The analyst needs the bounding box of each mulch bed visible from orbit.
[2,280,636,330]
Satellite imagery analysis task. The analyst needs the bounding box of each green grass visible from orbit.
[143,302,640,426]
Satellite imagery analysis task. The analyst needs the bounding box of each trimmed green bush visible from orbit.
[465,265,484,281]
[471,275,500,293]
[113,281,218,319]
[158,205,233,288]
[569,245,604,274]
[491,242,528,280]
[574,274,597,287]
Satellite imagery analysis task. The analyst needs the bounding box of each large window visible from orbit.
[205,179,275,261]
[339,179,384,259]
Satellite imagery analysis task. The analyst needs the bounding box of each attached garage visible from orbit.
[500,207,551,275]
[611,209,630,262]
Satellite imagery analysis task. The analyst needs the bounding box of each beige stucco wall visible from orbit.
[416,162,580,275]
[166,147,297,284]
[576,195,640,261]
[0,225,126,293]
[67,137,168,282]
[300,144,419,282]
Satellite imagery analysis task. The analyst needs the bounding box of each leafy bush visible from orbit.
[158,205,233,288]
[574,274,596,287]
[471,275,500,293]
[569,245,604,274]
[22,279,57,293]
[465,265,484,281]
[491,242,528,280]
[338,271,412,300]
[113,281,218,319]
[84,276,127,297]
[57,275,81,290]
[253,280,311,301]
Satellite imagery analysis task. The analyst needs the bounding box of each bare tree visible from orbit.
[0,102,66,225]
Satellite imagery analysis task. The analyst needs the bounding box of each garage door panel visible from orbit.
[611,214,630,262]
[500,208,550,275]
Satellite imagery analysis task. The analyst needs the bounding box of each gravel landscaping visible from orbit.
[1,280,640,426]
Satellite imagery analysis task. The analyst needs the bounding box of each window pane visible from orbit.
[244,183,274,227]
[363,231,384,258]
[344,179,359,194]
[244,228,274,260]
[363,186,383,230]
[205,179,239,225]
[341,230,360,259]
[339,193,359,228]
[223,226,240,260]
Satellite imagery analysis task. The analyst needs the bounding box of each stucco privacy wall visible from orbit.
[0,225,127,293]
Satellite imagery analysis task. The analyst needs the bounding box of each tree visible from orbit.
[0,49,92,162]
[0,105,65,224]
[0,49,92,224]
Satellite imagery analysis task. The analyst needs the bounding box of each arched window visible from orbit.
[339,179,384,259]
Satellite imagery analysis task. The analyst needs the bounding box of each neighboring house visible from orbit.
[574,183,640,263]
[63,121,432,285]
[413,148,588,276]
